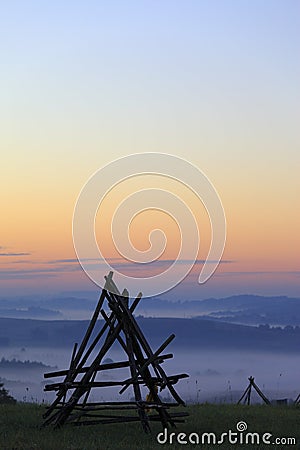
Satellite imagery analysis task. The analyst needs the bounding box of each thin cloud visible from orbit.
[0,264,81,280]
[48,257,124,264]
[215,271,300,277]
[0,263,299,282]
[0,259,234,281]
[0,245,31,257]
[0,252,31,256]
[48,258,234,265]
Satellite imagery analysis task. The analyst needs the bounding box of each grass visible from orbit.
[0,403,299,449]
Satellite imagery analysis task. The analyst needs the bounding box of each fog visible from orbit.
[1,346,299,405]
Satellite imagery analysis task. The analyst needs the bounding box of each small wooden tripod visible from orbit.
[237,376,270,405]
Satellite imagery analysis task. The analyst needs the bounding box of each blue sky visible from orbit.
[1,0,299,299]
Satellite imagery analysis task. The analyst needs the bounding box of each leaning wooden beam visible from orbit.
[237,385,250,405]
[64,272,135,378]
[110,293,159,382]
[69,342,78,370]
[77,292,144,410]
[252,380,271,405]
[118,293,179,428]
[105,291,175,428]
[72,287,107,369]
[137,338,176,427]
[77,291,142,372]
[121,296,151,433]
[43,288,107,420]
[247,383,252,405]
[119,334,175,395]
[104,271,121,295]
[49,302,143,427]
[122,312,175,429]
[43,321,123,427]
[100,309,129,355]
[117,294,186,406]
[45,289,139,426]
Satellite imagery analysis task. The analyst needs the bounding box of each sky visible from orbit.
[1,0,299,299]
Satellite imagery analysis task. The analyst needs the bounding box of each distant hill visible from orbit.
[0,296,96,310]
[194,295,300,326]
[0,317,299,353]
[150,294,300,325]
[0,306,62,319]
[1,294,300,325]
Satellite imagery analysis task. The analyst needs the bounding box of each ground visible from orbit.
[0,403,299,449]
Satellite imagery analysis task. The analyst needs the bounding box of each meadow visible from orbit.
[0,403,299,450]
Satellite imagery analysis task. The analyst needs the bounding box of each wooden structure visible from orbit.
[237,376,271,406]
[42,272,189,432]
[294,393,300,405]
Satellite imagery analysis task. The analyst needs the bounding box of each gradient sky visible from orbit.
[1,1,299,299]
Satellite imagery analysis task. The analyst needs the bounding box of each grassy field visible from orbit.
[0,403,299,449]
